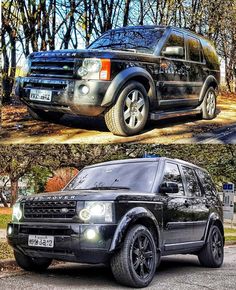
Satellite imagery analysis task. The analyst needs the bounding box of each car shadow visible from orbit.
[33,255,202,288]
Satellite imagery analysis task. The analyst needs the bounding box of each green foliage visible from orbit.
[0,214,12,229]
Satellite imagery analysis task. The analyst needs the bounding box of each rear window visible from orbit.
[201,39,220,70]
[187,36,202,62]
[195,169,217,197]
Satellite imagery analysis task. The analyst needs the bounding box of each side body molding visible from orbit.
[109,207,161,252]
[199,75,219,103]
[101,67,156,107]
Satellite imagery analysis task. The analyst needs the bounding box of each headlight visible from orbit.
[77,58,111,80]
[12,203,23,222]
[18,58,30,77]
[78,201,113,223]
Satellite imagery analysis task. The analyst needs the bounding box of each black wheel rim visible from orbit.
[131,233,155,279]
[211,229,223,263]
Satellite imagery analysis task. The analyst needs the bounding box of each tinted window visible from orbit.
[89,28,164,54]
[162,163,184,195]
[196,169,217,197]
[182,166,201,197]
[162,31,185,59]
[187,36,202,62]
[65,162,157,193]
[201,39,220,70]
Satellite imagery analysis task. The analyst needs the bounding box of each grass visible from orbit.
[0,241,13,260]
[0,213,12,229]
[0,208,12,229]
[224,228,236,235]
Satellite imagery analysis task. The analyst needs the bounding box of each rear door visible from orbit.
[185,35,205,103]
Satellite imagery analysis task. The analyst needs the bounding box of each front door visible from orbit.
[157,31,189,108]
[160,162,195,245]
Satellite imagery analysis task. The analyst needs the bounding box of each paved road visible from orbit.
[0,246,236,289]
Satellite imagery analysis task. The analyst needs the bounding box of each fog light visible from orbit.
[85,229,96,240]
[79,85,90,95]
[7,226,13,235]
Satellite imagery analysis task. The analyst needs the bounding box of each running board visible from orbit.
[149,108,201,121]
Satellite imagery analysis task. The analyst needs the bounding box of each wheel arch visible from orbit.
[109,207,161,252]
[199,76,219,103]
[204,212,224,245]
[101,67,156,107]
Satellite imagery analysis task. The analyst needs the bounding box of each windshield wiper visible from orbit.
[79,186,130,190]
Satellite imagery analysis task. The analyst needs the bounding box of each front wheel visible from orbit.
[198,225,224,268]
[110,225,157,288]
[14,250,52,272]
[104,81,149,136]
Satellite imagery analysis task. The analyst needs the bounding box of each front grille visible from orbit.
[30,59,76,79]
[24,200,77,219]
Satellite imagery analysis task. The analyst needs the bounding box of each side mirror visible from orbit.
[159,182,179,194]
[162,46,184,57]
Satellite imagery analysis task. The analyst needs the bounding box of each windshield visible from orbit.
[65,162,158,193]
[88,27,164,54]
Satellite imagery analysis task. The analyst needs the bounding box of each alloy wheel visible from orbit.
[123,89,146,129]
[206,91,216,116]
[211,228,223,263]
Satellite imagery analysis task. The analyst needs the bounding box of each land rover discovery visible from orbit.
[7,157,224,288]
[16,25,220,136]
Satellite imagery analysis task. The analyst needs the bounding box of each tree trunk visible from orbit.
[0,191,8,207]
[10,178,19,206]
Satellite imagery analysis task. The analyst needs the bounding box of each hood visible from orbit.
[30,48,158,62]
[20,189,156,203]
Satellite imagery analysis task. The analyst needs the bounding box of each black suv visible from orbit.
[16,25,220,136]
[7,157,224,288]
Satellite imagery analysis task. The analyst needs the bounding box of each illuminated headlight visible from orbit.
[79,201,113,223]
[12,203,23,222]
[19,58,30,77]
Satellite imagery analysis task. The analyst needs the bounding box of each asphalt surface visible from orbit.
[0,246,236,290]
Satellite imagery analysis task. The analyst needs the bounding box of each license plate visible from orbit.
[28,235,54,248]
[29,89,52,102]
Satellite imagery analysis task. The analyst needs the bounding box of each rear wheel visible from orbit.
[201,87,217,119]
[14,250,52,272]
[104,81,149,136]
[28,107,64,122]
[110,225,157,288]
[198,225,224,268]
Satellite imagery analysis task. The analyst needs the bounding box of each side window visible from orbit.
[196,169,217,197]
[162,31,185,59]
[162,162,184,195]
[187,36,202,62]
[201,39,220,70]
[182,166,201,197]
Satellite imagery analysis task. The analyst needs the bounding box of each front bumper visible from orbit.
[7,222,117,264]
[16,77,111,117]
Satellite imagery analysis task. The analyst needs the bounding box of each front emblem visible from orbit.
[61,208,69,213]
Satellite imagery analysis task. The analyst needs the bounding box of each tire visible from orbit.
[27,107,64,122]
[14,250,52,272]
[110,225,158,288]
[104,81,149,136]
[198,225,224,268]
[201,87,217,120]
